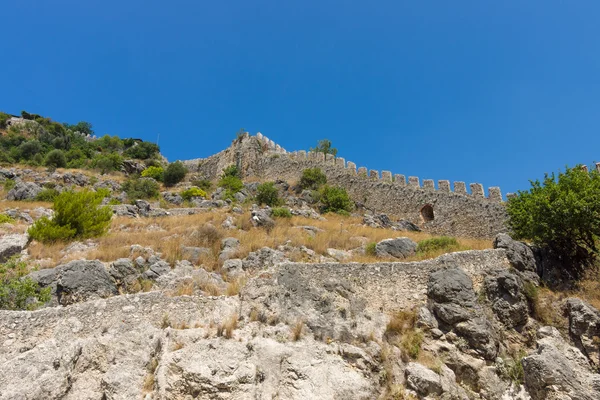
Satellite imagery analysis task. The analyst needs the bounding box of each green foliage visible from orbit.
[319,185,353,214]
[218,175,244,200]
[310,139,337,157]
[299,167,327,190]
[28,190,113,243]
[366,242,377,256]
[181,186,207,201]
[0,214,15,224]
[499,349,526,385]
[34,188,60,202]
[417,237,459,254]
[272,207,292,218]
[123,141,160,160]
[163,161,187,187]
[122,178,160,200]
[256,182,282,206]
[222,164,241,179]
[507,165,600,279]
[0,112,12,129]
[92,153,123,174]
[192,179,212,192]
[44,149,67,168]
[64,121,93,136]
[141,166,164,181]
[0,257,51,310]
[3,179,16,191]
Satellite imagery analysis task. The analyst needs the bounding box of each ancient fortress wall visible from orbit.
[183,134,509,238]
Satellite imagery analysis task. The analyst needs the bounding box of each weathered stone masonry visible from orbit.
[183,134,509,239]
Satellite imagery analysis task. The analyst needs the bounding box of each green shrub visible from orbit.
[0,214,15,224]
[44,149,67,168]
[366,242,377,256]
[141,166,164,181]
[122,178,160,200]
[507,165,600,279]
[192,179,212,192]
[181,186,207,201]
[163,161,187,187]
[0,257,51,310]
[256,182,282,206]
[0,112,11,129]
[417,237,459,254]
[319,185,352,214]
[218,175,244,201]
[299,168,327,190]
[34,188,60,202]
[123,141,160,160]
[3,179,16,191]
[92,153,123,174]
[222,164,241,179]
[28,190,112,243]
[309,139,338,157]
[272,207,292,218]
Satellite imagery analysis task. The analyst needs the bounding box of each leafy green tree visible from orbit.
[507,165,600,279]
[163,161,187,187]
[17,140,42,161]
[310,139,337,157]
[122,178,160,200]
[0,112,12,129]
[44,149,67,168]
[92,153,123,174]
[123,141,160,160]
[256,182,282,206]
[319,185,353,214]
[28,190,113,243]
[299,168,327,190]
[64,121,93,136]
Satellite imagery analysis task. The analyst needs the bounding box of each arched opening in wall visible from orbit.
[420,204,434,222]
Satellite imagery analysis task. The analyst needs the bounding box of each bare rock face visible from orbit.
[7,181,43,201]
[0,233,28,263]
[566,298,600,367]
[484,269,529,328]
[493,233,537,273]
[522,326,600,400]
[427,267,499,360]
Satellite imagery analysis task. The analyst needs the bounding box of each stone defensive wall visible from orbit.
[276,248,509,312]
[183,134,509,238]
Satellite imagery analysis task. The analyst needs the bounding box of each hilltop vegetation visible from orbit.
[0,110,161,171]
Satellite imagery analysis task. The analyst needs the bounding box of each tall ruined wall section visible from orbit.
[184,134,509,239]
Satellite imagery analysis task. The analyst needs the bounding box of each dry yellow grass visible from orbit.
[24,208,492,270]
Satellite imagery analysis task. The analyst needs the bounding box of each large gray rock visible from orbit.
[0,233,28,263]
[493,233,537,273]
[121,159,146,175]
[219,237,240,262]
[375,237,417,259]
[523,326,600,400]
[427,268,499,360]
[251,208,275,229]
[566,298,600,367]
[484,269,529,328]
[29,260,119,306]
[405,362,443,396]
[108,258,139,287]
[7,181,43,201]
[62,172,89,186]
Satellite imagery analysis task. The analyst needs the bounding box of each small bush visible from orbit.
[123,141,160,160]
[92,153,123,174]
[256,182,282,206]
[417,237,459,254]
[122,178,160,200]
[34,188,60,202]
[218,175,244,200]
[141,166,164,181]
[44,149,67,168]
[299,168,327,190]
[0,214,15,224]
[272,207,292,218]
[163,161,187,187]
[222,164,241,179]
[28,189,113,243]
[499,349,526,385]
[181,186,207,201]
[385,309,423,360]
[192,179,212,192]
[0,258,51,310]
[366,242,377,256]
[319,185,353,214]
[3,179,16,191]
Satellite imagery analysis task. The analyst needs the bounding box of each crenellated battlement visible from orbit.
[253,133,506,202]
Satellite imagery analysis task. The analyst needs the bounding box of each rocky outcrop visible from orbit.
[484,269,529,328]
[375,237,417,259]
[0,233,28,263]
[493,233,537,273]
[523,326,600,400]
[566,298,600,367]
[427,267,499,360]
[7,181,43,201]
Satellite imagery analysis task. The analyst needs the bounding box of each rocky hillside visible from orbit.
[0,117,599,399]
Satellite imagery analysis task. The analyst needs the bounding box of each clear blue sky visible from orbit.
[2,1,599,195]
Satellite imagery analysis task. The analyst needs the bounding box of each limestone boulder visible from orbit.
[375,237,417,259]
